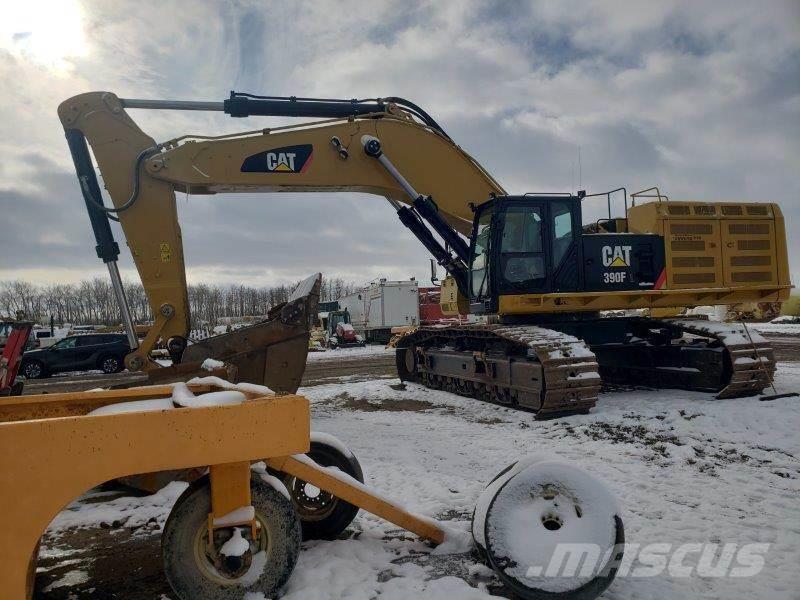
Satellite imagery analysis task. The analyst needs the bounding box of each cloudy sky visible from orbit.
[1,0,798,289]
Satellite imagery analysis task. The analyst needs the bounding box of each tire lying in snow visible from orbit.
[162,473,301,599]
[277,432,365,541]
[473,459,624,600]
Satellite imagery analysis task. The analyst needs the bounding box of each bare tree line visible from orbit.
[0,277,358,328]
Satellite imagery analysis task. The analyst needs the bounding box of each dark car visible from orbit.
[21,333,131,379]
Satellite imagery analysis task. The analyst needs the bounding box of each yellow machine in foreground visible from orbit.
[56,91,790,419]
[0,378,449,599]
[2,370,626,599]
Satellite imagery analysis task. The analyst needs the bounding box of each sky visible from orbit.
[1,0,799,289]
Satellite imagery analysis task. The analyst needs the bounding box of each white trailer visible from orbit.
[338,279,419,343]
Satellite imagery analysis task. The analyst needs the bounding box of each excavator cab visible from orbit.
[469,195,583,314]
[468,194,668,314]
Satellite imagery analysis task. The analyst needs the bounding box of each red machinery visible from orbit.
[326,310,365,349]
[0,321,33,396]
[418,287,445,325]
[418,287,467,325]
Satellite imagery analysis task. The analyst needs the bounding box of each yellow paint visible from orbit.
[208,462,256,541]
[609,256,627,267]
[58,92,504,371]
[498,284,791,315]
[267,455,445,544]
[0,385,310,599]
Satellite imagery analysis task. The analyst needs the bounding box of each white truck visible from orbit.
[338,279,420,343]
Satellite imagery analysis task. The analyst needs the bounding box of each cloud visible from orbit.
[0,0,798,290]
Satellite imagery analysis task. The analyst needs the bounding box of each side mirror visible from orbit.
[430,259,439,285]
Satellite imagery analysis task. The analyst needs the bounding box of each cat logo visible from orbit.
[240,144,313,173]
[601,245,632,268]
[266,152,297,172]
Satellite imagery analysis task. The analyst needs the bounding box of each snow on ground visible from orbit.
[749,322,800,336]
[40,364,800,599]
[306,344,395,362]
[294,366,800,600]
[47,483,188,534]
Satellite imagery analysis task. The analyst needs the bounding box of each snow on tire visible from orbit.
[278,432,364,541]
[161,473,301,600]
[473,460,624,600]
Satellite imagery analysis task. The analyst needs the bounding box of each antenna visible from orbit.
[570,160,575,194]
[578,145,582,190]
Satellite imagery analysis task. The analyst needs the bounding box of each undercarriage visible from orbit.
[396,317,775,418]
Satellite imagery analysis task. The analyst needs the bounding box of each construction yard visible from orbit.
[29,328,800,600]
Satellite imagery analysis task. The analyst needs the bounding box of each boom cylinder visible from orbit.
[361,135,470,294]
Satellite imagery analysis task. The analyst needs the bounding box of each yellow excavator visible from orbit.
[57,91,791,418]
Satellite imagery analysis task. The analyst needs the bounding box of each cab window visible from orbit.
[471,210,492,298]
[552,201,573,268]
[499,206,545,290]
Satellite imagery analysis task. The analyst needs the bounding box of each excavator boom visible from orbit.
[58,91,502,381]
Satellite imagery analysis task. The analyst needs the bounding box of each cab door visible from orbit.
[492,197,582,296]
[496,201,549,295]
[549,198,582,292]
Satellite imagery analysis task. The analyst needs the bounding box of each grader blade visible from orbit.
[181,273,321,394]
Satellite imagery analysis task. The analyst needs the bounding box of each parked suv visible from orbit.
[20,333,131,379]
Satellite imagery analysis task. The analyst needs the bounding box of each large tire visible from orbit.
[476,461,624,600]
[21,360,46,379]
[162,474,301,600]
[281,435,364,541]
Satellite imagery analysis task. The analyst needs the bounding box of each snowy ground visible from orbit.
[37,364,800,599]
[749,322,800,336]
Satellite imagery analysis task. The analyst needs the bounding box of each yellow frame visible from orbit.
[0,385,444,599]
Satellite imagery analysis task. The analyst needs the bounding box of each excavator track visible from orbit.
[667,319,776,399]
[395,324,600,419]
[586,318,776,399]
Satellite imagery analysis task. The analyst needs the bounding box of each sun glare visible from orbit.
[1,0,88,72]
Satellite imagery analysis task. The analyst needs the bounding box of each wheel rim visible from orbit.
[26,363,41,378]
[191,512,271,585]
[103,357,119,372]
[283,475,338,522]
